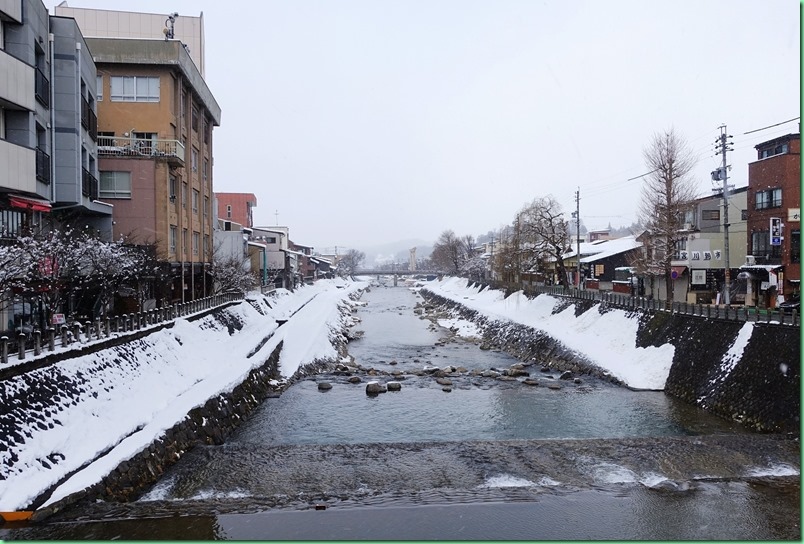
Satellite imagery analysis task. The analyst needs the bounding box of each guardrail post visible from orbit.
[18,333,26,359]
[1,336,7,365]
[104,317,110,337]
[33,330,41,356]
[85,321,92,342]
[95,318,102,339]
[61,325,68,346]
[48,327,55,351]
[73,323,81,343]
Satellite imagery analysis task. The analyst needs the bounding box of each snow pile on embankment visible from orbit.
[422,277,675,391]
[0,278,366,512]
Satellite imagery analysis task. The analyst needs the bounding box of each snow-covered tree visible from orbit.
[338,249,365,278]
[210,254,257,294]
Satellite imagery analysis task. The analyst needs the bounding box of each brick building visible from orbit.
[743,132,800,306]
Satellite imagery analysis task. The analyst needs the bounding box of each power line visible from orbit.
[743,116,800,135]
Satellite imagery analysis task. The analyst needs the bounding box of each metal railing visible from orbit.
[97,137,185,165]
[35,67,49,107]
[473,280,800,327]
[0,292,244,367]
[82,168,98,200]
[36,147,51,184]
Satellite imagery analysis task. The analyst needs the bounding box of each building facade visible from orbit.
[743,133,801,307]
[1,0,111,331]
[89,37,221,303]
[215,192,257,229]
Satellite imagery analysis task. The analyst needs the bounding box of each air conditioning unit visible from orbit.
[683,223,695,231]
[745,255,756,266]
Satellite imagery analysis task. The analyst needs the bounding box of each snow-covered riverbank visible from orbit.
[0,278,366,513]
[421,277,676,390]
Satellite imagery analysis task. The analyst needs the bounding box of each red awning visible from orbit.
[9,195,52,212]
[670,266,687,279]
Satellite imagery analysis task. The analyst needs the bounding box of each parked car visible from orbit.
[778,294,800,314]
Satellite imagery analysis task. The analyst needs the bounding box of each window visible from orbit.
[226,204,232,219]
[674,237,687,260]
[702,209,720,221]
[741,209,749,221]
[182,182,188,208]
[759,143,789,159]
[751,230,782,259]
[267,236,277,244]
[193,232,200,255]
[169,175,177,201]
[99,171,131,198]
[192,107,199,132]
[97,75,103,101]
[182,229,188,255]
[204,234,210,257]
[110,76,160,102]
[204,120,210,144]
[755,188,782,210]
[169,225,177,253]
[192,147,198,172]
[791,230,801,264]
[192,189,199,212]
[204,196,209,218]
[203,158,209,181]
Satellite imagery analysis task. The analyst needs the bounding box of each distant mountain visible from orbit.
[357,239,433,268]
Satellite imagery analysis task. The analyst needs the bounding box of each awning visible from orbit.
[9,194,52,212]
[670,266,687,279]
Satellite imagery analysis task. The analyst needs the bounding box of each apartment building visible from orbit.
[1,0,108,239]
[89,37,221,303]
[216,192,257,229]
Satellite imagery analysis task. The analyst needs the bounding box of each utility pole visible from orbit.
[576,188,580,287]
[713,125,734,305]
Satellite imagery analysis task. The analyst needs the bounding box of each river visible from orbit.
[2,281,800,540]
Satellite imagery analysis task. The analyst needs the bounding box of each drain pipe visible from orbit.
[49,32,55,205]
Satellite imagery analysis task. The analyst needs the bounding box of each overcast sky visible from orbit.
[47,0,800,252]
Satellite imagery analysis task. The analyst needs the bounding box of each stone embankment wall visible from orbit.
[33,298,355,520]
[419,289,800,434]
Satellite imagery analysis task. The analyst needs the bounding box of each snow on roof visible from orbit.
[577,236,642,263]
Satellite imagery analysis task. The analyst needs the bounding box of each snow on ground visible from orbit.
[423,277,676,391]
[0,278,366,512]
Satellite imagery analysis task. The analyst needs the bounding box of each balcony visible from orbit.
[82,168,98,201]
[36,147,50,184]
[35,68,49,107]
[97,136,185,167]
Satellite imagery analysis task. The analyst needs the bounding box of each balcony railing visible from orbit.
[36,147,51,184]
[81,96,89,130]
[97,137,185,166]
[82,168,98,201]
[35,67,49,107]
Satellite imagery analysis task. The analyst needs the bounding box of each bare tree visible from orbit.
[338,249,365,278]
[431,230,464,274]
[635,128,698,302]
[519,196,571,286]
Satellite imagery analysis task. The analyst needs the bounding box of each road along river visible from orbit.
[2,282,800,540]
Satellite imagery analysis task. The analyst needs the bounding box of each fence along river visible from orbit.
[2,281,799,540]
